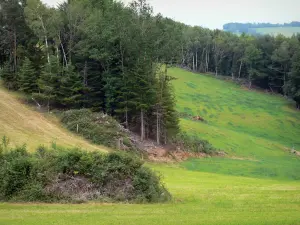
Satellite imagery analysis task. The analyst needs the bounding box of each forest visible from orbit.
[1,0,300,146]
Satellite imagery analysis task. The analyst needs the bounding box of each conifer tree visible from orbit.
[19,57,38,93]
[58,64,85,108]
[33,56,60,111]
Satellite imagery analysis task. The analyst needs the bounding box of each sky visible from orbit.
[41,0,300,29]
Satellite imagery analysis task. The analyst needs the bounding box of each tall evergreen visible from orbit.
[33,56,61,111]
[19,57,38,93]
[58,64,85,108]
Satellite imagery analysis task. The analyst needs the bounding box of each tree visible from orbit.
[58,63,85,108]
[19,57,38,93]
[244,44,262,88]
[271,41,291,92]
[285,49,300,109]
[212,31,228,76]
[25,0,52,64]
[33,55,61,111]
[155,66,179,144]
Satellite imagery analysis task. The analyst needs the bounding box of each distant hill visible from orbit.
[223,22,300,37]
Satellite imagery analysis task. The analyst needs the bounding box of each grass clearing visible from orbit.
[0,164,300,225]
[0,87,107,152]
[1,68,300,224]
[169,67,300,180]
[250,27,300,37]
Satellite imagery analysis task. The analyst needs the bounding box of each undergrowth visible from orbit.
[0,140,170,203]
[60,109,135,150]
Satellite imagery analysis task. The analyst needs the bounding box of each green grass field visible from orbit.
[169,68,300,180]
[0,86,107,152]
[1,164,300,225]
[0,68,300,224]
[249,27,300,37]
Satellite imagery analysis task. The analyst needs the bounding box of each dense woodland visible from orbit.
[0,0,300,145]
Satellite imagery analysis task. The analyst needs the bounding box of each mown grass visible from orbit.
[1,68,300,224]
[0,164,300,225]
[169,67,300,180]
[0,86,107,152]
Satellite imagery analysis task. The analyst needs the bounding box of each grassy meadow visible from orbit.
[1,164,300,225]
[169,67,300,180]
[250,27,300,37]
[0,68,300,224]
[0,86,106,152]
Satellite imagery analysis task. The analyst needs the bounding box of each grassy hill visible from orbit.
[250,27,300,37]
[0,86,106,152]
[0,69,300,224]
[169,68,300,180]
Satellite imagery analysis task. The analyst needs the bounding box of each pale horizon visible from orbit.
[41,0,300,29]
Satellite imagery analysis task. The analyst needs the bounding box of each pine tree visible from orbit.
[33,56,60,111]
[132,61,157,141]
[19,57,38,93]
[58,64,85,108]
[155,66,179,144]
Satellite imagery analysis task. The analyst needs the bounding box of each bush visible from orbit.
[61,109,136,150]
[172,132,217,154]
[0,143,170,203]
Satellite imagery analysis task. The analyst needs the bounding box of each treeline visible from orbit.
[0,0,180,144]
[223,22,300,33]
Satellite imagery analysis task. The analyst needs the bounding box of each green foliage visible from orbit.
[172,132,217,154]
[0,62,18,90]
[19,57,38,93]
[285,49,300,107]
[61,109,134,149]
[0,143,170,203]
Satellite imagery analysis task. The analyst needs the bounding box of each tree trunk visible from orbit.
[196,51,198,71]
[125,107,128,129]
[83,60,88,86]
[13,28,17,73]
[47,99,50,113]
[248,80,252,89]
[215,66,218,76]
[45,35,50,64]
[56,45,59,60]
[181,45,185,65]
[156,110,160,145]
[141,109,145,141]
[238,60,243,78]
[192,54,195,71]
[61,44,67,67]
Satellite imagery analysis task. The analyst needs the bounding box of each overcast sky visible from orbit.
[41,0,300,29]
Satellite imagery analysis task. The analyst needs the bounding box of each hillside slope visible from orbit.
[170,67,300,180]
[0,87,107,152]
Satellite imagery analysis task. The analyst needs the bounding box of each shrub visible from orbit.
[172,132,217,154]
[0,143,170,203]
[61,109,136,150]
